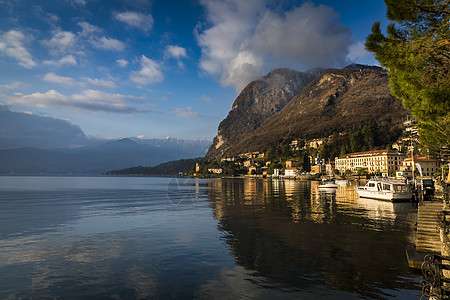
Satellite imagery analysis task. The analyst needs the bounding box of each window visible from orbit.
[393,185,408,191]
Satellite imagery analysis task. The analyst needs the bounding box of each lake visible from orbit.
[0,176,422,299]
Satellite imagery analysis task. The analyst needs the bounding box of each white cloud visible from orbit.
[251,3,352,67]
[170,107,199,119]
[0,81,22,90]
[346,41,375,64]
[43,72,80,86]
[196,0,353,92]
[10,90,68,108]
[8,89,144,113]
[131,55,164,85]
[43,73,116,88]
[78,21,102,36]
[165,45,187,59]
[82,77,116,88]
[43,55,77,67]
[116,59,129,67]
[0,30,37,68]
[42,22,126,55]
[77,22,126,51]
[41,29,77,55]
[89,36,125,51]
[114,11,154,32]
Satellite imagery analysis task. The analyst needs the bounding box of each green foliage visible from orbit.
[365,0,450,149]
[302,151,311,172]
[317,120,402,161]
[356,168,369,176]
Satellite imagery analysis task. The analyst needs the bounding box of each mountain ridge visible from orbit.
[206,65,409,159]
[206,68,323,159]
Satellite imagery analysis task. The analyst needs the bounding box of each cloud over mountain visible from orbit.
[196,0,353,92]
[0,106,87,149]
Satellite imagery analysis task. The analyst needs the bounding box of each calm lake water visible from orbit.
[0,176,422,299]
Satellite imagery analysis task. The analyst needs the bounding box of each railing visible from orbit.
[439,211,450,235]
[444,184,450,206]
[421,254,450,299]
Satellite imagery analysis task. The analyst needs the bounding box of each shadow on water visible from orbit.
[205,178,421,299]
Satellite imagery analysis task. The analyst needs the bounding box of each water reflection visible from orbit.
[207,178,420,299]
[0,177,421,299]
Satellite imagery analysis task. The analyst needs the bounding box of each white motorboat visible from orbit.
[355,178,412,201]
[318,179,338,190]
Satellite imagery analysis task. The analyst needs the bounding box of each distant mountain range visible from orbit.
[206,64,410,159]
[0,137,211,175]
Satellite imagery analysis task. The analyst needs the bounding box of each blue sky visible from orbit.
[0,0,389,146]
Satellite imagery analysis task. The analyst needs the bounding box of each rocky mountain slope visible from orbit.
[206,68,322,159]
[207,65,410,158]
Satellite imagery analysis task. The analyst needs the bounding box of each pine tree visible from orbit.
[365,0,450,150]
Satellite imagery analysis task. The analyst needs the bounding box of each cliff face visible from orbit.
[206,68,321,159]
[207,65,410,159]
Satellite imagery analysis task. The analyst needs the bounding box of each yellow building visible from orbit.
[396,157,442,178]
[335,149,404,176]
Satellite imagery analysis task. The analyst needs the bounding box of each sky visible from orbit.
[0,0,390,148]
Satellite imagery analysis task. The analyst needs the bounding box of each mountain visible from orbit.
[0,138,211,175]
[105,157,203,176]
[129,137,210,157]
[207,65,410,158]
[205,68,322,159]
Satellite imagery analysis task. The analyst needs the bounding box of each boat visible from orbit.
[318,179,338,190]
[355,178,412,201]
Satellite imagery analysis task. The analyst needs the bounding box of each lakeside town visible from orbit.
[193,117,450,186]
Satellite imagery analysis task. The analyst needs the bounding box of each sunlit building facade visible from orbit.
[335,149,405,176]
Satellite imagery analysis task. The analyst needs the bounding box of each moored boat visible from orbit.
[318,179,338,190]
[355,178,412,201]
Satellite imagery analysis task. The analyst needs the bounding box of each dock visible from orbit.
[407,200,445,269]
[416,201,444,254]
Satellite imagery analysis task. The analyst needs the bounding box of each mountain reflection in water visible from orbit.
[207,178,420,299]
[0,176,421,299]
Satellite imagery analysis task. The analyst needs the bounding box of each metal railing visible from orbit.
[421,254,450,299]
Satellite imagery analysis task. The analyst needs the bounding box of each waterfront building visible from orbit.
[335,149,405,176]
[243,160,255,167]
[396,157,442,178]
[286,160,298,167]
[284,167,298,178]
[273,169,280,177]
[248,166,258,175]
[325,162,335,174]
[208,168,223,174]
[310,164,325,174]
